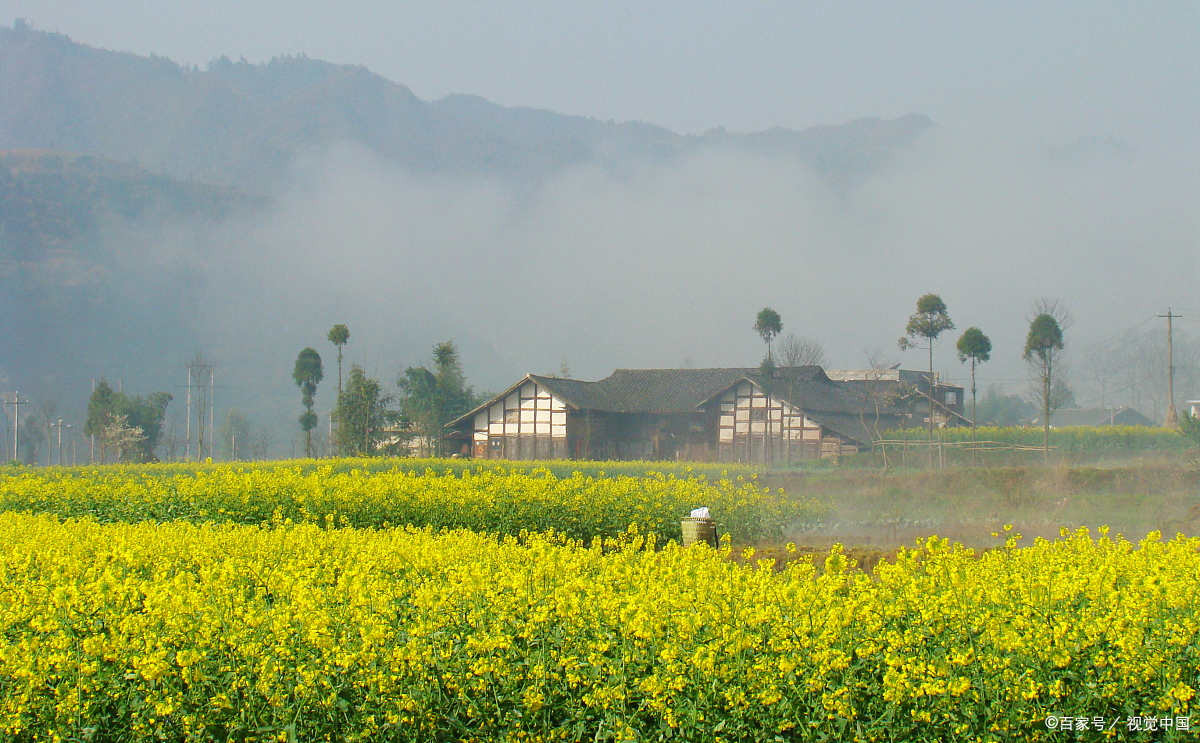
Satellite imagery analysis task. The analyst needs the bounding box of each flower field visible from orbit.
[0,463,804,543]
[1,512,1196,742]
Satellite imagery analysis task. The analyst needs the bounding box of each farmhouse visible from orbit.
[825,368,969,427]
[445,366,908,463]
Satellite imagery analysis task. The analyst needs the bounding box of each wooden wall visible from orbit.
[714,380,856,463]
[471,380,568,460]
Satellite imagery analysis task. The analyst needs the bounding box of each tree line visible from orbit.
[755,294,1078,462]
[292,326,483,459]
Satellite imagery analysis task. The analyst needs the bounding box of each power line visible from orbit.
[2,392,31,463]
[1159,307,1182,426]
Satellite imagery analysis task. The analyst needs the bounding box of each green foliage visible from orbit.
[900,293,954,347]
[1179,411,1200,446]
[336,365,402,456]
[292,347,324,410]
[398,341,477,457]
[326,323,350,348]
[976,384,1036,426]
[83,379,171,463]
[1024,313,1064,361]
[753,307,783,355]
[293,347,324,456]
[956,327,991,365]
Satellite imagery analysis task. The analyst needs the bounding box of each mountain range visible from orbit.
[0,20,933,194]
[0,19,944,450]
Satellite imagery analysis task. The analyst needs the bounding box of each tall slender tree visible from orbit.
[293,347,324,458]
[1024,312,1065,463]
[898,294,955,466]
[327,324,350,455]
[956,327,992,466]
[754,308,783,361]
[753,308,783,466]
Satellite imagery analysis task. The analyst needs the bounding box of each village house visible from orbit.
[445,366,911,463]
[825,368,969,427]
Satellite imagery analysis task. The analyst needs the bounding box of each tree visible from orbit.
[293,347,324,458]
[753,309,784,466]
[84,379,119,464]
[250,426,274,461]
[857,349,902,471]
[327,324,350,454]
[337,364,401,456]
[398,341,477,457]
[956,327,992,466]
[1179,411,1200,447]
[1024,312,1066,462]
[777,333,827,464]
[754,308,783,361]
[219,409,252,461]
[84,380,171,463]
[757,354,778,466]
[898,294,954,465]
[976,384,1036,426]
[103,415,146,462]
[778,334,827,370]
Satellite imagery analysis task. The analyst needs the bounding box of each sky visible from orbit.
[1,1,1196,144]
[1,2,1198,440]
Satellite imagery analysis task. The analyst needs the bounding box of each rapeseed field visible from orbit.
[0,462,1195,740]
[1,512,1196,741]
[0,462,806,543]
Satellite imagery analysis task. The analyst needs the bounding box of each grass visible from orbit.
[766,460,1200,551]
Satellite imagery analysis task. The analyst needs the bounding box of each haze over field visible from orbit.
[0,4,1196,449]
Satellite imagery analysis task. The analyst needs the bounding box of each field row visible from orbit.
[881,425,1191,451]
[61,458,759,481]
[1,513,1195,741]
[0,463,804,543]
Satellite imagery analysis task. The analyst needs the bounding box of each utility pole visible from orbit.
[3,392,30,463]
[90,379,95,463]
[1159,308,1182,427]
[51,421,73,467]
[209,366,215,460]
[185,355,216,461]
[186,367,192,461]
[52,420,63,466]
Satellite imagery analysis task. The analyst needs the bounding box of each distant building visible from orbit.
[825,368,969,427]
[1187,400,1200,419]
[1030,407,1156,428]
[445,366,907,463]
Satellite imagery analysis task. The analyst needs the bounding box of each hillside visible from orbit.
[0,149,258,262]
[0,21,934,192]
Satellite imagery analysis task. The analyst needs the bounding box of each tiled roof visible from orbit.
[533,366,832,414]
[447,366,907,445]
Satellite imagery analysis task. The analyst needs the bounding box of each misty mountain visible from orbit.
[3,20,1190,455]
[0,21,933,192]
[0,148,259,262]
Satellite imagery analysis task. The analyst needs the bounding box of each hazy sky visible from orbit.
[2,2,1198,436]
[2,2,1196,144]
